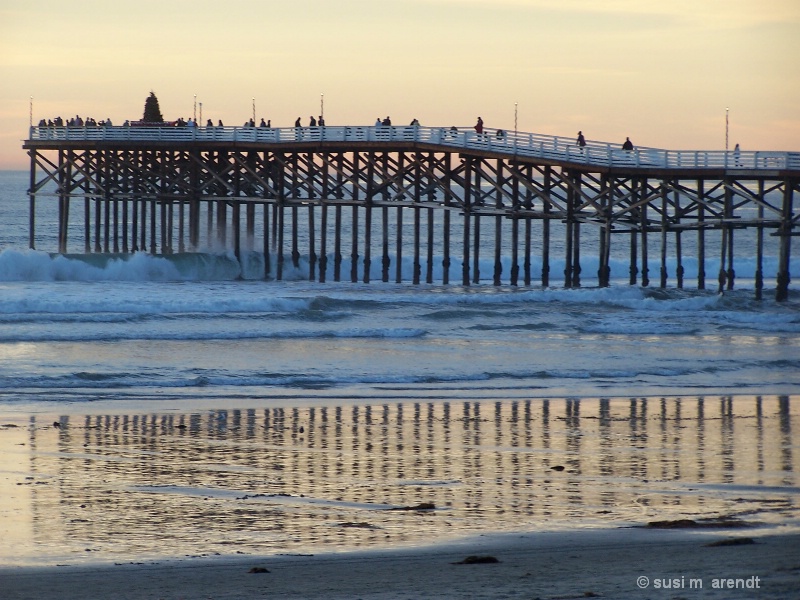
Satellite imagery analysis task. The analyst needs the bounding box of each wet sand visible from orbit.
[2,529,799,599]
[1,396,799,598]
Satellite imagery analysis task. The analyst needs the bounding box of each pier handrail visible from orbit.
[27,125,800,173]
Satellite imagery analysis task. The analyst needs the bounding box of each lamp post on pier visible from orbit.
[252,98,256,125]
[514,102,518,136]
[320,93,324,121]
[199,102,203,126]
[725,107,729,152]
[193,94,197,123]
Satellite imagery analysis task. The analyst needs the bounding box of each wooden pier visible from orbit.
[23,125,800,299]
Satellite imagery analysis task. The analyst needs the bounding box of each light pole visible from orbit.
[320,93,324,121]
[29,96,33,128]
[199,102,203,126]
[193,94,197,123]
[725,107,729,152]
[514,102,518,136]
[252,98,256,125]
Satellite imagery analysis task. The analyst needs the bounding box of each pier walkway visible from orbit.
[23,125,799,299]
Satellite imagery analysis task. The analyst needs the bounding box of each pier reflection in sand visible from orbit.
[5,396,798,564]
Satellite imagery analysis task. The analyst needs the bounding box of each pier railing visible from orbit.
[28,125,800,173]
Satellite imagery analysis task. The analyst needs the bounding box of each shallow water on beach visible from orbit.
[1,395,798,566]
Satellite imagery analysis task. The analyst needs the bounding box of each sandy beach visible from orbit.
[2,397,799,599]
[2,528,799,599]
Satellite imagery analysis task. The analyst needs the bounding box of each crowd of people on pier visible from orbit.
[36,113,640,152]
[38,116,114,127]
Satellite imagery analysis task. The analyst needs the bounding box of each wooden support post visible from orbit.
[131,155,140,252]
[510,161,520,286]
[564,171,574,288]
[263,202,271,280]
[542,167,551,287]
[334,204,342,282]
[572,219,581,288]
[350,152,360,283]
[232,201,241,263]
[381,206,390,282]
[150,197,157,254]
[319,203,327,283]
[462,158,472,286]
[718,218,728,294]
[84,157,91,252]
[640,178,649,287]
[598,175,609,287]
[726,191,735,291]
[572,171,582,287]
[494,159,503,286]
[755,180,764,300]
[58,150,70,253]
[674,186,684,289]
[350,205,359,283]
[28,150,36,250]
[660,180,668,288]
[472,164,481,286]
[309,204,317,281]
[697,179,706,289]
[426,207,434,284]
[775,179,794,301]
[718,180,731,293]
[363,203,372,283]
[442,154,452,285]
[395,207,403,283]
[362,152,374,284]
[413,155,422,285]
[276,200,285,281]
[291,206,300,269]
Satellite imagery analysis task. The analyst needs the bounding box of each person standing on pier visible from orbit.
[475,117,484,137]
[577,131,586,148]
[622,137,633,151]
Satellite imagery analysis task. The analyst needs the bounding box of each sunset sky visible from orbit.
[1,0,798,169]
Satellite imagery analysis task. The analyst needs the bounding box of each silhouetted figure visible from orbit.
[622,137,634,151]
[309,116,317,127]
[475,117,484,135]
[577,131,586,147]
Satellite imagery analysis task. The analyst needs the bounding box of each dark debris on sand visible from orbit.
[248,567,270,573]
[452,555,500,565]
[645,516,751,529]
[704,537,756,547]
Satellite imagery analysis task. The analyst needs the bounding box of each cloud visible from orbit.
[418,0,800,29]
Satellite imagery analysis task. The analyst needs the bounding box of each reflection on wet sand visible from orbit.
[5,396,798,564]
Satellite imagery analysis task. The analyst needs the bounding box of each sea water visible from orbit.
[0,169,798,565]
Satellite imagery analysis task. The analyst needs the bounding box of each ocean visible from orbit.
[0,168,798,566]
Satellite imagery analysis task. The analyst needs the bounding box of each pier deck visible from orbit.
[23,125,799,299]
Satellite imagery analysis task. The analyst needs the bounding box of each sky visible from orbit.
[1,0,798,169]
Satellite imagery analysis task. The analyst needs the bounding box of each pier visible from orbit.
[23,125,800,299]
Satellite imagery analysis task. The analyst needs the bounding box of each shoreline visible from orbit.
[2,528,799,599]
